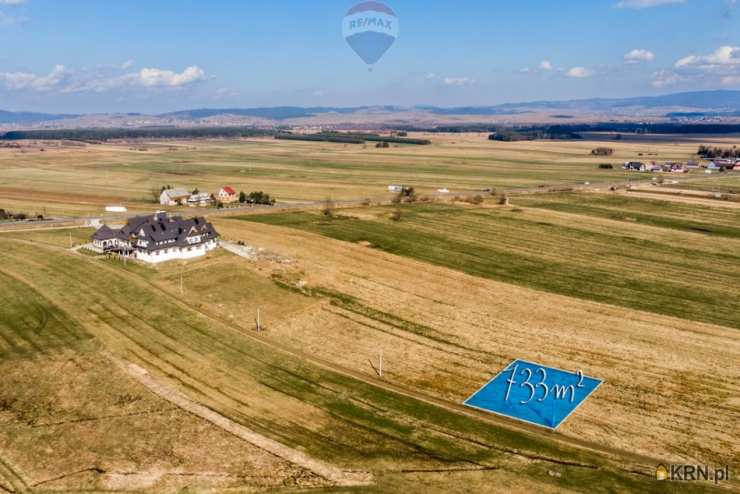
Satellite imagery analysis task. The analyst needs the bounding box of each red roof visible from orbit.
[221,186,236,195]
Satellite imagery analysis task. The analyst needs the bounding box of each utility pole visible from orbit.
[378,350,383,378]
[256,308,262,332]
[68,232,72,248]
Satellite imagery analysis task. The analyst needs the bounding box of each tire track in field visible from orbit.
[108,355,373,487]
[0,454,27,493]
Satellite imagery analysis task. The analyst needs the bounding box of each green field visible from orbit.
[234,194,740,331]
[671,173,740,193]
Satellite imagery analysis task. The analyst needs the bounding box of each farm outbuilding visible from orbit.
[160,188,190,206]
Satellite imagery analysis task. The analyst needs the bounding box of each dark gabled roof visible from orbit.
[92,225,117,241]
[92,213,219,251]
[120,215,153,237]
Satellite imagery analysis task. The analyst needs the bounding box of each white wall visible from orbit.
[135,240,218,264]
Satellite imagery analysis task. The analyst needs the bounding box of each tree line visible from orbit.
[1,127,273,141]
[276,132,431,145]
[697,145,740,159]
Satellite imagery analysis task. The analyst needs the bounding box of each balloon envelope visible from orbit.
[343,2,398,66]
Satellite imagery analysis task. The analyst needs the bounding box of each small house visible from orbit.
[188,192,213,207]
[623,162,644,172]
[217,186,238,204]
[388,185,403,193]
[159,187,190,206]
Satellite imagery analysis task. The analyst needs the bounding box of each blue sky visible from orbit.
[0,0,737,113]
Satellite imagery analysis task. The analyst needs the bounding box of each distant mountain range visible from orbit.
[2,90,740,127]
[0,110,79,124]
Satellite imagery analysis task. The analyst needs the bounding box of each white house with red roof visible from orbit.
[217,186,238,203]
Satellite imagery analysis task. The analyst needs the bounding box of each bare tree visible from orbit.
[322,197,335,218]
[390,207,402,222]
[150,186,162,203]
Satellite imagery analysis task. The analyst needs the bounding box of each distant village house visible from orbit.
[217,186,238,203]
[159,187,190,206]
[188,192,213,207]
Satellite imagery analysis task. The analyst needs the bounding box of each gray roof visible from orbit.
[93,212,218,252]
[92,224,117,241]
[162,188,190,199]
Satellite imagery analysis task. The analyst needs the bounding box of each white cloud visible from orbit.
[443,76,474,86]
[1,64,207,93]
[72,65,207,92]
[120,59,135,70]
[624,49,655,63]
[615,0,685,8]
[539,60,553,71]
[651,69,681,88]
[675,46,740,69]
[0,64,69,91]
[0,10,25,24]
[425,73,436,80]
[0,0,26,22]
[137,66,205,87]
[567,67,593,78]
[721,75,740,86]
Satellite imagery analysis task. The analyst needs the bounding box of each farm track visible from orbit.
[0,453,28,494]
[0,239,671,477]
[109,356,372,487]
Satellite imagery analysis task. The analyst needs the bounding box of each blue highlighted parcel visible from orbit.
[464,360,603,430]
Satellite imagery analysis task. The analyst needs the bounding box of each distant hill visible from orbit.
[3,90,740,127]
[0,110,78,124]
[159,91,740,120]
[441,90,740,115]
[159,106,384,121]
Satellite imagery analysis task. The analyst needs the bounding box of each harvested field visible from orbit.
[220,198,740,469]
[2,133,733,216]
[233,198,740,330]
[0,271,329,492]
[0,234,692,493]
[2,133,740,492]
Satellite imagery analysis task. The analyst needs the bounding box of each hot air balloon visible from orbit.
[343,1,399,69]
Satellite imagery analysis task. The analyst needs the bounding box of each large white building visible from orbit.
[92,212,219,264]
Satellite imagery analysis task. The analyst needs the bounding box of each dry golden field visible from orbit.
[1,133,736,217]
[2,231,706,493]
[1,134,739,493]
[215,202,740,470]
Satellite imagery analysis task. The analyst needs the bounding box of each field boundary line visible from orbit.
[107,353,373,488]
